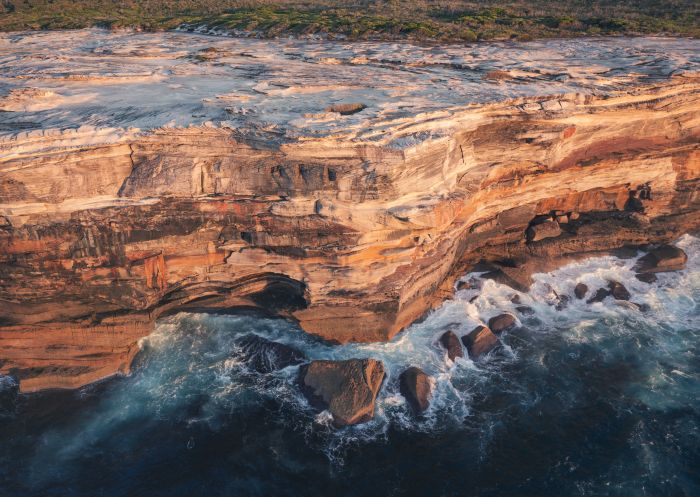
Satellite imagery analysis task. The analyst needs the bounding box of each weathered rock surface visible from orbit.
[462,325,500,359]
[439,331,464,362]
[299,359,385,426]
[526,220,562,242]
[635,245,688,273]
[235,334,305,373]
[1,31,700,391]
[488,314,517,334]
[399,366,433,414]
[574,283,589,299]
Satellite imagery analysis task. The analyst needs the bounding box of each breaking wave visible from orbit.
[1,235,698,496]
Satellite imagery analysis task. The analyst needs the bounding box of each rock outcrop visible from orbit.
[574,283,589,299]
[235,334,305,373]
[488,314,517,334]
[399,366,433,414]
[635,245,688,273]
[439,331,464,362]
[1,31,700,391]
[462,325,500,359]
[299,359,385,426]
[608,281,631,301]
[636,273,658,284]
[587,288,612,304]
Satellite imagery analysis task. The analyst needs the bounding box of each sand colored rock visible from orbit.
[608,281,631,301]
[399,366,433,414]
[235,334,305,373]
[299,359,385,426]
[439,331,464,361]
[462,326,500,359]
[587,288,612,304]
[526,220,562,242]
[1,31,700,391]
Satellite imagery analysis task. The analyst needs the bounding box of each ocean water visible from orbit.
[1,236,699,497]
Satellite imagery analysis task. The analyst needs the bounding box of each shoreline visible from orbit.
[1,30,699,393]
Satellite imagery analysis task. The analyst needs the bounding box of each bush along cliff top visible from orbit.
[1,1,698,41]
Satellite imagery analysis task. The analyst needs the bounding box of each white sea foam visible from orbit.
[22,236,700,469]
[1,30,699,145]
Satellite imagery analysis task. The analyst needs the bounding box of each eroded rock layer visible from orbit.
[1,31,700,391]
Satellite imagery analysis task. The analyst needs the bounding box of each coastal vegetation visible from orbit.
[1,0,698,41]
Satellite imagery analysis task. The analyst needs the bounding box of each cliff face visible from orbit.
[1,31,700,392]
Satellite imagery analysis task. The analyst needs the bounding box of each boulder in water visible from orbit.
[608,280,631,301]
[439,330,464,361]
[635,245,687,273]
[574,282,588,299]
[635,272,657,284]
[462,325,500,359]
[587,288,611,304]
[635,302,651,312]
[516,305,535,316]
[488,313,517,334]
[299,358,385,427]
[236,334,305,373]
[399,366,433,414]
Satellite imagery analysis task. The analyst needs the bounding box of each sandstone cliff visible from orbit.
[1,31,699,391]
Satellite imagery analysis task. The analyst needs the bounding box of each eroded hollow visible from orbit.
[156,273,309,319]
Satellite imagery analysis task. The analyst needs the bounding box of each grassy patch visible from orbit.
[1,1,698,41]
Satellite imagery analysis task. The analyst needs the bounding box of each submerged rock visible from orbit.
[608,281,631,301]
[555,294,571,311]
[574,282,589,299]
[635,245,688,273]
[457,277,482,291]
[399,366,433,414]
[299,359,385,427]
[236,334,305,373]
[635,272,658,284]
[439,330,464,361]
[488,313,517,334]
[542,282,569,310]
[462,325,500,359]
[0,375,18,414]
[516,305,535,316]
[587,288,611,304]
[614,300,640,311]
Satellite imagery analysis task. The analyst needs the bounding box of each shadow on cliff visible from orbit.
[156,273,309,320]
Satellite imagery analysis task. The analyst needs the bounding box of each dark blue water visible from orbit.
[1,236,699,497]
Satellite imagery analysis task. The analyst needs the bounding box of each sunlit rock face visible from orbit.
[1,30,699,392]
